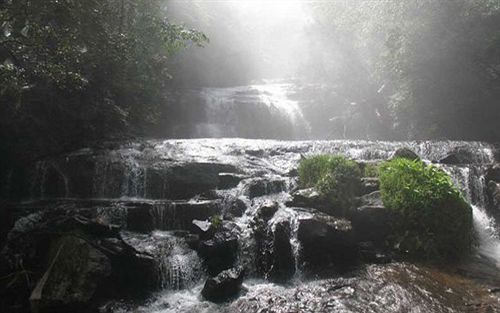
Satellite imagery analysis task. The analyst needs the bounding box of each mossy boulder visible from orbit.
[379,158,473,261]
[298,155,362,215]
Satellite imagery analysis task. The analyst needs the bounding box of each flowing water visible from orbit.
[16,138,500,312]
[8,82,500,312]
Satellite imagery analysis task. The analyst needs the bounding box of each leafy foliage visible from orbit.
[298,155,361,212]
[379,158,473,261]
[0,0,206,168]
[309,0,500,141]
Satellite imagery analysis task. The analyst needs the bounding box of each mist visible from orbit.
[167,0,316,86]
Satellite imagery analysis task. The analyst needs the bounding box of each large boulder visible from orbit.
[217,173,248,190]
[297,214,357,269]
[243,178,287,198]
[392,148,420,161]
[158,163,239,199]
[201,267,244,303]
[439,147,476,164]
[286,188,326,208]
[198,228,239,276]
[348,191,394,247]
[29,236,111,313]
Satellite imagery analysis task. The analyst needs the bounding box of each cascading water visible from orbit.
[10,136,500,312]
[192,83,311,139]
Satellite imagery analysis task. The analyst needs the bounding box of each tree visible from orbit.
[0,0,206,174]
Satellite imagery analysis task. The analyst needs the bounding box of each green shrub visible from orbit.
[379,158,473,261]
[298,155,361,212]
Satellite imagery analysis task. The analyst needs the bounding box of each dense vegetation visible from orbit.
[298,155,361,213]
[309,0,500,141]
[0,0,206,177]
[379,158,473,261]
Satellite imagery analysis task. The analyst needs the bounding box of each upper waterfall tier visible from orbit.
[6,139,496,201]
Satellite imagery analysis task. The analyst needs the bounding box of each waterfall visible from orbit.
[193,83,310,139]
[155,232,203,290]
[150,202,177,230]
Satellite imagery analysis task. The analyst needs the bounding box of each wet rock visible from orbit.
[287,168,299,177]
[286,188,326,208]
[165,163,240,199]
[126,200,221,232]
[348,192,394,247]
[256,200,279,221]
[297,214,357,269]
[244,178,286,198]
[218,173,247,189]
[487,181,500,219]
[191,220,216,240]
[30,236,111,313]
[221,197,247,219]
[358,242,392,264]
[201,267,245,302]
[392,147,420,160]
[439,147,476,164]
[486,164,500,183]
[361,177,379,195]
[198,230,238,276]
[269,221,295,282]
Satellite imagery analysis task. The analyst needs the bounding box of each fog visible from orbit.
[163,0,500,141]
[167,0,319,86]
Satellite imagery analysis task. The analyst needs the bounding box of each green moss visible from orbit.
[298,155,361,212]
[379,158,473,261]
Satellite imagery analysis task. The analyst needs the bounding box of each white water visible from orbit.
[193,83,311,139]
[473,205,500,266]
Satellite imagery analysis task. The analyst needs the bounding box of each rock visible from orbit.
[269,221,295,282]
[221,197,247,219]
[348,192,394,247]
[361,177,379,195]
[487,181,500,219]
[358,242,392,264]
[392,148,420,161]
[297,214,357,269]
[359,191,383,207]
[244,178,286,198]
[286,188,326,208]
[198,231,239,276]
[486,164,500,183]
[256,200,279,221]
[126,200,221,232]
[201,267,245,302]
[439,147,475,164]
[218,173,247,189]
[287,168,299,177]
[30,236,111,313]
[165,163,240,199]
[191,220,216,240]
